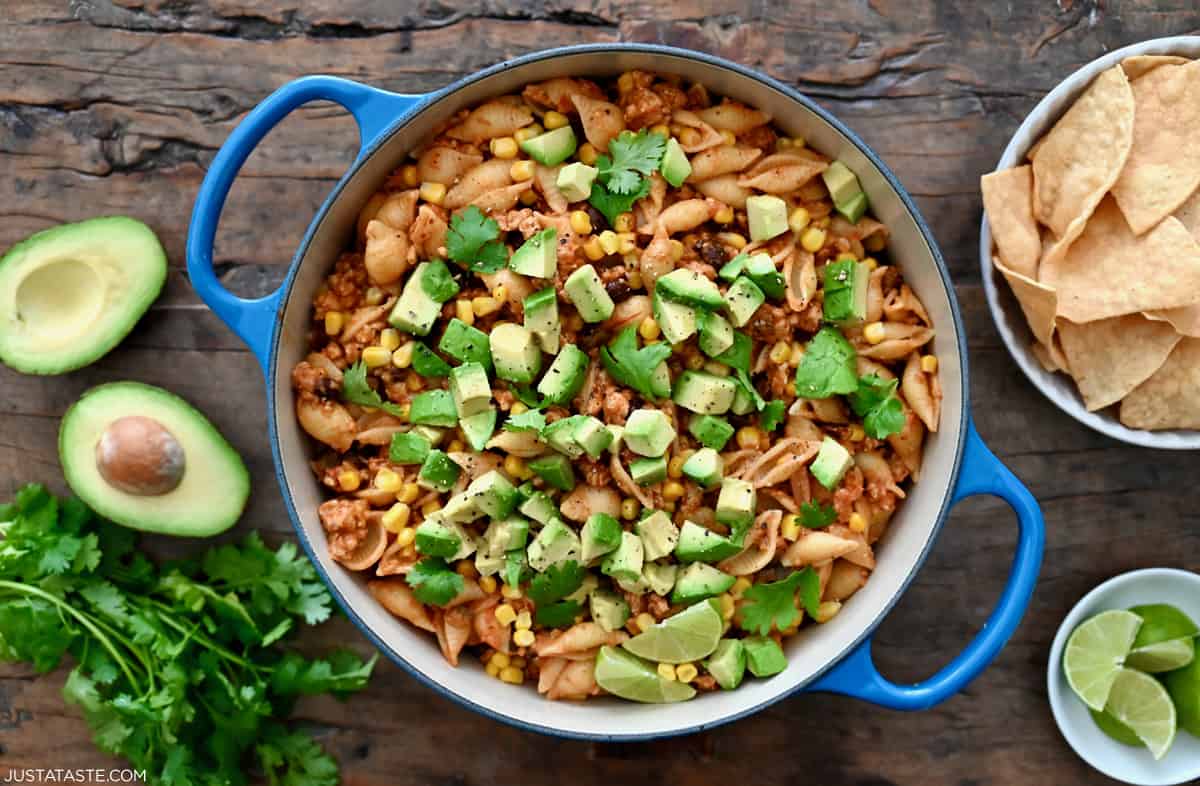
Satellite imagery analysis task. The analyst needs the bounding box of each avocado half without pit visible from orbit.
[59,382,251,537]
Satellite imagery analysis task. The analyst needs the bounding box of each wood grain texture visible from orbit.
[3,1,1200,784]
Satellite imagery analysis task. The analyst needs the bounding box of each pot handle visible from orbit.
[186,75,425,372]
[807,418,1043,710]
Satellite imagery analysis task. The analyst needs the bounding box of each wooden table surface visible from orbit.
[3,1,1199,783]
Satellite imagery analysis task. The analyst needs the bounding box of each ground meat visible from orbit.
[580,457,612,488]
[766,363,792,399]
[832,466,864,523]
[693,674,719,692]
[620,88,668,130]
[313,253,369,316]
[645,594,670,620]
[493,387,515,412]
[291,361,339,397]
[602,388,631,425]
[794,300,823,334]
[675,482,706,523]
[739,124,777,151]
[622,590,646,617]
[318,498,370,563]
[745,304,793,344]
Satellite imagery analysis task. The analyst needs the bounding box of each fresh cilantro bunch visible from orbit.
[445,206,507,273]
[738,569,820,635]
[600,327,673,401]
[0,485,376,786]
[847,374,906,439]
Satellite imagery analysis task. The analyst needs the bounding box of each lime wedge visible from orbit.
[594,646,697,703]
[1104,668,1177,760]
[1090,708,1143,747]
[621,600,723,664]
[1164,652,1200,737]
[1126,604,1199,673]
[1063,609,1143,711]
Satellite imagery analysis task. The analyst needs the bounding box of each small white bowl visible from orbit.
[1047,568,1200,785]
[980,35,1200,450]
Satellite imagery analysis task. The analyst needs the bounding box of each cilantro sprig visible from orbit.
[738,569,821,635]
[798,501,837,529]
[794,327,858,399]
[589,177,651,227]
[848,374,906,439]
[445,205,507,273]
[406,557,465,606]
[503,408,548,433]
[600,326,673,401]
[342,360,406,418]
[595,130,668,194]
[760,399,786,432]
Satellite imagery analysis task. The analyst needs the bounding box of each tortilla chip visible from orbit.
[1039,197,1200,321]
[1031,65,1134,238]
[982,166,1041,278]
[1121,54,1190,81]
[1119,338,1200,430]
[1145,306,1200,338]
[1030,338,1067,373]
[1173,186,1200,238]
[1111,60,1200,235]
[1058,315,1182,411]
[994,255,1057,347]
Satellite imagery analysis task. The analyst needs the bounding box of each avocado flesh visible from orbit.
[0,217,167,375]
[59,382,249,536]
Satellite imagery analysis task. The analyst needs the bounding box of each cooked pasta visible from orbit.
[291,69,939,702]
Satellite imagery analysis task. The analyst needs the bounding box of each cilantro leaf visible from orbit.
[504,408,547,433]
[738,569,820,635]
[445,206,507,273]
[512,384,544,408]
[794,327,858,399]
[596,130,668,194]
[534,600,583,628]
[527,561,585,606]
[600,327,673,401]
[341,361,405,417]
[419,259,460,303]
[760,399,786,432]
[406,557,464,606]
[503,551,528,590]
[847,374,906,439]
[798,501,837,529]
[589,177,651,227]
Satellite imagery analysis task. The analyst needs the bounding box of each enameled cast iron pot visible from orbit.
[187,44,1045,740]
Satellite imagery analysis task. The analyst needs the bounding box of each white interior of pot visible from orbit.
[270,50,966,737]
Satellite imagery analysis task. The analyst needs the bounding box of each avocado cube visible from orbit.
[388,262,441,336]
[465,470,518,519]
[746,194,789,242]
[652,293,698,345]
[600,531,645,584]
[411,424,445,445]
[837,191,869,224]
[564,264,615,323]
[580,512,622,564]
[482,516,530,556]
[743,252,786,300]
[623,408,676,457]
[564,574,600,604]
[674,520,742,563]
[688,414,735,451]
[409,390,458,427]
[822,259,870,326]
[474,547,506,577]
[523,286,561,353]
[536,344,589,405]
[617,572,650,596]
[459,407,496,451]
[670,562,735,605]
[448,362,492,418]
[542,415,586,459]
[705,639,747,690]
[718,252,748,283]
[389,431,431,465]
[606,424,625,455]
[723,276,765,328]
[418,450,461,492]
[573,416,614,459]
[672,370,737,415]
[519,126,577,167]
[489,322,542,384]
[730,382,756,416]
[440,490,484,524]
[743,636,788,677]
[822,160,863,208]
[526,517,581,572]
[527,453,575,491]
[682,447,723,489]
[415,515,474,561]
[659,137,692,188]
[642,562,678,597]
[411,343,453,378]
[509,227,558,279]
[629,456,668,486]
[811,436,853,490]
[698,311,735,358]
[655,268,724,310]
[556,162,598,202]
[715,478,756,533]
[589,590,631,633]
[635,510,680,561]
[438,318,492,370]
[519,490,559,525]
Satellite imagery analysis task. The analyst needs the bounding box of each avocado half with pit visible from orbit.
[59,382,250,536]
[0,216,167,374]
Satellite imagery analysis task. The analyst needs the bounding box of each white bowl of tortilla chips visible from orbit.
[980,36,1200,449]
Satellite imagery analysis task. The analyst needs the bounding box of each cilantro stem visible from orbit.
[141,598,262,672]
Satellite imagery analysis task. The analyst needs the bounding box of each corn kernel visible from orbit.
[863,256,879,271]
[720,129,737,146]
[396,525,416,547]
[785,208,811,237]
[364,287,385,306]
[598,230,620,255]
[419,181,446,205]
[391,341,415,369]
[510,160,535,181]
[324,311,345,336]
[362,346,390,369]
[501,584,523,599]
[863,321,886,345]
[397,164,419,188]
[635,613,656,633]
[513,628,536,648]
[422,500,441,517]
[455,299,475,325]
[499,666,525,684]
[374,468,403,493]
[570,210,593,235]
[539,110,567,130]
[406,375,424,393]
[667,455,687,479]
[456,561,478,579]
[628,272,644,290]
[679,128,701,147]
[731,577,753,598]
[718,593,736,621]
[662,481,685,501]
[781,514,801,541]
[399,483,420,504]
[382,503,411,532]
[504,454,530,480]
[618,234,637,255]
[816,601,843,623]
[472,296,501,317]
[617,72,635,93]
[583,236,606,261]
[489,136,519,159]
[657,663,677,681]
[848,424,865,442]
[613,212,636,233]
[788,344,805,367]
[337,470,361,492]
[649,123,670,137]
[776,136,793,150]
[791,136,806,148]
[378,328,401,352]
[620,498,640,520]
[485,660,501,677]
[800,226,826,253]
[638,316,661,341]
[515,610,532,630]
[519,189,539,206]
[676,663,699,683]
[768,340,791,364]
[494,604,518,625]
[514,124,542,144]
[864,232,886,252]
[720,232,747,250]
[510,401,528,416]
[491,652,511,669]
[578,142,599,165]
[849,513,868,534]
[714,205,734,224]
[922,355,939,373]
[736,426,762,450]
[447,439,465,453]
[669,239,686,262]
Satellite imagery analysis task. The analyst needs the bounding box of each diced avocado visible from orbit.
[564,264,615,323]
[730,382,755,415]
[474,547,505,577]
[715,478,756,534]
[465,470,518,519]
[616,573,650,595]
[523,285,561,353]
[589,590,631,633]
[743,636,788,677]
[509,227,557,279]
[388,262,441,336]
[822,160,863,209]
[438,318,492,370]
[822,259,870,326]
[580,512,623,564]
[624,408,677,457]
[746,194,788,242]
[573,416,614,458]
[656,268,724,310]
[724,276,765,328]
[564,573,600,604]
[448,362,491,418]
[659,137,692,187]
[635,510,680,561]
[489,322,542,384]
[503,550,528,588]
[409,390,458,427]
[518,490,558,525]
[419,259,460,303]
[542,415,586,459]
[643,563,677,597]
[688,414,734,451]
[520,125,577,167]
[629,456,667,486]
[527,453,575,491]
[674,520,742,563]
[601,531,645,584]
[412,343,452,377]
[536,344,589,405]
[672,370,737,415]
[412,424,445,445]
[415,515,474,560]
[648,360,673,400]
[482,516,530,557]
[681,447,723,489]
[811,436,853,490]
[743,252,786,300]
[698,311,735,357]
[606,424,625,455]
[389,431,431,464]
[440,491,484,524]
[459,408,494,460]
[556,162,598,202]
[652,293,697,344]
[705,639,747,689]
[837,190,869,224]
[671,562,735,605]
[526,517,581,572]
[417,449,460,492]
[718,252,748,283]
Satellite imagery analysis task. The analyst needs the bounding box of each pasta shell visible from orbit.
[547,660,597,700]
[781,530,859,567]
[865,267,887,323]
[638,228,675,289]
[417,145,484,186]
[368,579,435,631]
[736,153,828,194]
[296,395,356,452]
[409,205,448,260]
[571,93,624,152]
[657,198,722,234]
[444,159,514,209]
[484,429,546,457]
[356,192,387,245]
[334,512,388,571]
[697,101,772,133]
[887,406,925,480]
[694,173,752,209]
[784,249,817,311]
[901,352,941,432]
[883,284,932,326]
[855,323,935,360]
[559,486,621,523]
[436,606,473,666]
[670,109,725,152]
[446,98,533,143]
[686,145,762,183]
[718,510,781,575]
[375,538,420,577]
[470,181,533,215]
[534,164,568,214]
[824,560,869,602]
[364,219,411,285]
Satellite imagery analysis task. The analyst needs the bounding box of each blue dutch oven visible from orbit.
[187,44,1044,740]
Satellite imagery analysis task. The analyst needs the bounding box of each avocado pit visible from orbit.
[95,415,186,496]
